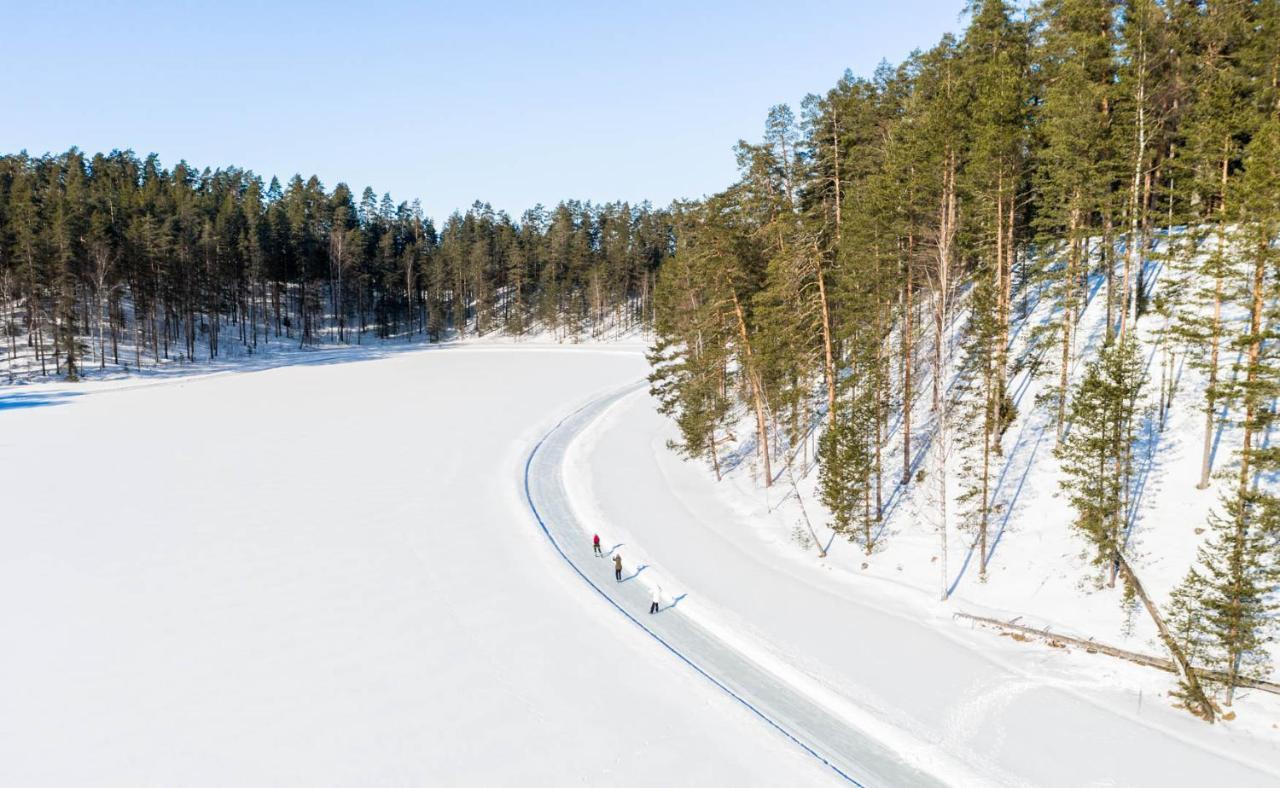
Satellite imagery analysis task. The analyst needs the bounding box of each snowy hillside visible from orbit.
[564,236,1280,783]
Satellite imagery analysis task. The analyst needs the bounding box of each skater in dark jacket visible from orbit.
[613,553,623,581]
[593,533,603,557]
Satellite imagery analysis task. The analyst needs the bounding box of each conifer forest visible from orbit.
[647,0,1279,721]
[0,156,670,378]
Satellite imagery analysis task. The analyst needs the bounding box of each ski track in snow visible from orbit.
[522,382,956,787]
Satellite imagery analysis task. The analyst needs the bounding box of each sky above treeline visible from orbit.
[5,0,964,223]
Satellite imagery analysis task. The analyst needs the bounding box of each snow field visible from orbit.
[0,346,830,787]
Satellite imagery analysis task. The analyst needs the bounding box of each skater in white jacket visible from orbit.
[649,585,662,615]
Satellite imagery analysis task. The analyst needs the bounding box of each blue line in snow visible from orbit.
[1209,347,1247,470]
[522,396,865,788]
[1122,353,1186,544]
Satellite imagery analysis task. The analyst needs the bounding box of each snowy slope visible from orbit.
[557,236,1280,783]
[0,347,833,787]
[568,385,1280,786]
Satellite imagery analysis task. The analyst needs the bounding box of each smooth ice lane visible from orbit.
[522,381,946,788]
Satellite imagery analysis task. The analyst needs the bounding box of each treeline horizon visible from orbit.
[0,148,672,378]
[649,0,1277,721]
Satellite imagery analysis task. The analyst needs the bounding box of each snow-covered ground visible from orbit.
[7,263,1279,785]
[555,239,1280,785]
[0,345,834,787]
[0,314,649,389]
[567,385,1280,785]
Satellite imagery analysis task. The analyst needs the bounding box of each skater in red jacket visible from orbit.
[593,533,603,557]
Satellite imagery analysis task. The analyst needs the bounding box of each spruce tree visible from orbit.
[818,361,880,552]
[1055,334,1147,586]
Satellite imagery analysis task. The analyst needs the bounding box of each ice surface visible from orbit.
[0,346,830,787]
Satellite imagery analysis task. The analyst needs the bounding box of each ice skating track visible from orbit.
[522,381,943,787]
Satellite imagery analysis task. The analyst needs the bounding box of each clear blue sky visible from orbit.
[4,0,966,223]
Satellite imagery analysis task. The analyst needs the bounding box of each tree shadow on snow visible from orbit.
[660,594,687,612]
[0,390,82,412]
[822,531,837,556]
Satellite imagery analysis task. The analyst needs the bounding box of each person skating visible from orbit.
[649,585,662,614]
[613,553,623,581]
[593,533,603,557]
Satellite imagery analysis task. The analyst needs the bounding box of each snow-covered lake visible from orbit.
[0,347,829,787]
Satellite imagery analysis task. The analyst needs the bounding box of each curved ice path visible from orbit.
[522,381,943,788]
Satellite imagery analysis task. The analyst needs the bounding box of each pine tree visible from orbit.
[0,150,665,379]
[1058,334,1218,717]
[964,0,1028,451]
[1113,0,1174,338]
[1175,0,1256,490]
[1228,110,1280,504]
[1031,0,1117,436]
[1170,109,1280,708]
[1170,493,1278,709]
[51,152,89,380]
[955,253,1004,579]
[648,202,740,480]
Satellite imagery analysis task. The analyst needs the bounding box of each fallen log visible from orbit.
[953,611,1280,697]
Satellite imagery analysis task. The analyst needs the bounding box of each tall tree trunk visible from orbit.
[993,177,1011,456]
[1197,150,1230,490]
[1225,247,1267,705]
[732,291,772,486]
[1119,28,1147,342]
[814,243,837,426]
[1058,202,1082,438]
[903,243,914,483]
[1116,553,1216,721]
[980,358,992,578]
[934,148,957,416]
